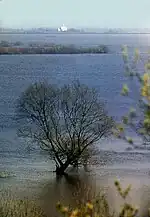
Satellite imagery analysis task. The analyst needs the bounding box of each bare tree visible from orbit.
[16,81,113,175]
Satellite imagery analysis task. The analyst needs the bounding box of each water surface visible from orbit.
[1,34,150,215]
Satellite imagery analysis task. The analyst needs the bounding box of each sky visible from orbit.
[0,0,150,28]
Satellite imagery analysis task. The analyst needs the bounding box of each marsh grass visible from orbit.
[0,183,112,217]
[0,180,147,217]
[57,180,140,217]
[0,198,46,217]
[56,191,113,217]
[0,188,46,217]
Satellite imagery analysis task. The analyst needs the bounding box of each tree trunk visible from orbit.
[55,167,67,175]
[55,160,70,176]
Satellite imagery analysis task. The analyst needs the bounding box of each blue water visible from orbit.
[0,34,150,181]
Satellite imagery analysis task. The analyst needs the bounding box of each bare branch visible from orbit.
[16,81,113,175]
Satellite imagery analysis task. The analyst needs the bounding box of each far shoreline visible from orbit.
[0,53,110,56]
[0,43,109,55]
[1,32,150,35]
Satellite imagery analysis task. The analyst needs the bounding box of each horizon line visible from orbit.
[1,26,150,30]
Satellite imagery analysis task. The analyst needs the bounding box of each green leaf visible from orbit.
[126,137,133,144]
[122,45,128,63]
[134,48,139,62]
[129,107,136,118]
[144,118,150,129]
[145,62,150,71]
[122,116,128,124]
[117,124,124,132]
[114,180,120,187]
[138,128,146,135]
[123,184,132,198]
[145,109,150,118]
[121,84,129,96]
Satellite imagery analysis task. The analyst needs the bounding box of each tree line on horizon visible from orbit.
[0,40,109,55]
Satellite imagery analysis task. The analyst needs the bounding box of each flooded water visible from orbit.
[1,33,150,215]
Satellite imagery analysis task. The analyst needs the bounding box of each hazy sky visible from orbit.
[0,0,150,28]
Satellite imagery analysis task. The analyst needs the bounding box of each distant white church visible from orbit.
[57,24,68,32]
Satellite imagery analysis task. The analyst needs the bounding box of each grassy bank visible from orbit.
[0,41,109,55]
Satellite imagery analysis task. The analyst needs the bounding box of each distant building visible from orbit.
[57,24,68,32]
